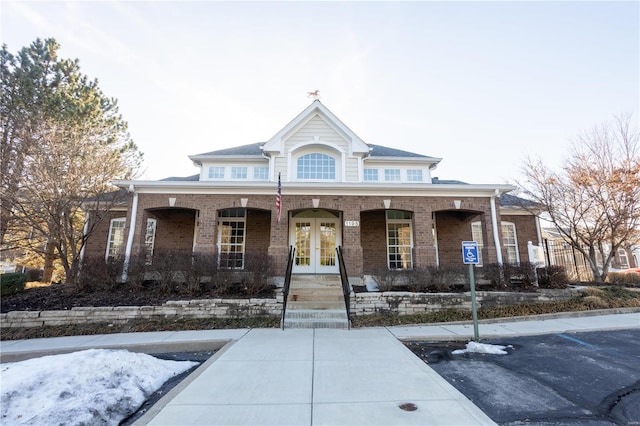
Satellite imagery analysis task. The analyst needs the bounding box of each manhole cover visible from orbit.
[399,402,418,411]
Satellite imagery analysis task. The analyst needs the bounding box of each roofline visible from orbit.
[112,179,515,197]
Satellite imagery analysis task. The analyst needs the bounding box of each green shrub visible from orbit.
[1,272,27,296]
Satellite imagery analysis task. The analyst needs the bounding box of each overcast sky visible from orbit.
[2,1,638,184]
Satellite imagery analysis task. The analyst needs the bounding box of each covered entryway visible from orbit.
[289,209,341,274]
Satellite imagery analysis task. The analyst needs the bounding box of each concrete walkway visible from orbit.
[1,311,639,425]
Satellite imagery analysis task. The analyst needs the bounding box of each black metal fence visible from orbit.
[542,239,593,282]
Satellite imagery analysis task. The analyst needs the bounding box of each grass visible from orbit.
[2,286,639,341]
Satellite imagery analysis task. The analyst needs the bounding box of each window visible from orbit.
[297,153,335,180]
[471,221,484,267]
[254,166,269,180]
[618,248,630,269]
[106,218,126,260]
[231,166,248,180]
[144,218,157,264]
[384,169,401,181]
[386,210,413,269]
[218,208,246,268]
[501,222,519,264]
[208,166,224,179]
[407,169,423,182]
[364,168,378,181]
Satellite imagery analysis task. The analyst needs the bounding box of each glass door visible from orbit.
[291,217,340,274]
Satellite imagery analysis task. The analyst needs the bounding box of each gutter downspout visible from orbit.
[490,189,503,265]
[121,185,139,282]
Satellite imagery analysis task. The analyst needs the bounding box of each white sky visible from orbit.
[2,1,638,184]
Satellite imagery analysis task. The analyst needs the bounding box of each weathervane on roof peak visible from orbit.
[307,90,320,100]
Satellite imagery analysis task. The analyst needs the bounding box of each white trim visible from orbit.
[121,191,139,281]
[432,212,439,267]
[106,217,126,261]
[490,189,503,265]
[501,221,520,264]
[79,211,90,265]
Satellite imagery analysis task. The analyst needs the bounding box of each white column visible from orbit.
[490,189,503,264]
[121,189,139,282]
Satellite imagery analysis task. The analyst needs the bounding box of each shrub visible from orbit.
[371,266,401,292]
[537,265,569,288]
[425,265,463,292]
[483,263,507,288]
[1,272,27,296]
[606,271,640,286]
[506,262,538,288]
[147,251,184,294]
[78,257,124,291]
[243,253,274,296]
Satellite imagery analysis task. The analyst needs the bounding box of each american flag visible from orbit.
[276,172,282,223]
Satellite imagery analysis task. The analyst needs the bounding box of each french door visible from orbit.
[291,218,340,274]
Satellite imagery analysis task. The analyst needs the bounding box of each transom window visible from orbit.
[364,169,378,181]
[384,169,401,181]
[231,166,248,180]
[297,153,335,180]
[218,208,246,269]
[386,210,413,269]
[407,169,423,182]
[208,166,224,179]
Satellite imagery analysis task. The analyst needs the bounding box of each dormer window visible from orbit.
[297,153,336,180]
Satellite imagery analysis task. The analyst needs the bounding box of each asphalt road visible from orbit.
[406,329,640,425]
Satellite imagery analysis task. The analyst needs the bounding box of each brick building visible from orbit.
[83,100,542,282]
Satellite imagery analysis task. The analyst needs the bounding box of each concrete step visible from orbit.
[287,300,345,310]
[283,309,349,329]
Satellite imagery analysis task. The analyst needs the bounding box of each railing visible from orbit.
[281,245,296,330]
[336,246,352,329]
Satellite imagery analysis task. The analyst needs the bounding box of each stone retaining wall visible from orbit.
[1,289,577,328]
[350,288,577,315]
[1,297,283,328]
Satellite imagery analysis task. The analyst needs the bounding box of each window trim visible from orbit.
[470,221,484,267]
[384,168,401,182]
[406,169,423,182]
[363,168,379,182]
[296,152,337,181]
[208,166,225,180]
[217,209,247,269]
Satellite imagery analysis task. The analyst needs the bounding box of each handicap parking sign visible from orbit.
[462,241,479,265]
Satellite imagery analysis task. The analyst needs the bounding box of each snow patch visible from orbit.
[1,349,197,425]
[452,341,513,355]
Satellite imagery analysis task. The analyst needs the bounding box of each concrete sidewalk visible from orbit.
[1,311,639,425]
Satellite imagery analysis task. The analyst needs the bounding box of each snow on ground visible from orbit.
[1,349,197,425]
[452,341,513,355]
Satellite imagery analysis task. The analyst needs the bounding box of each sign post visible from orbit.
[462,241,480,341]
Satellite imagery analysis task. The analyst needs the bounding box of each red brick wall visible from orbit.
[435,212,483,266]
[246,209,271,255]
[360,210,387,273]
[502,215,539,263]
[83,210,128,260]
[147,209,196,254]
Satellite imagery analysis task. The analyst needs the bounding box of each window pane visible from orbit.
[471,222,484,266]
[208,167,224,179]
[231,167,247,179]
[407,169,423,182]
[384,169,400,181]
[254,167,269,180]
[501,222,519,263]
[364,169,378,181]
[297,153,335,180]
[106,218,126,259]
[218,211,246,268]
[387,222,412,269]
[144,219,157,264]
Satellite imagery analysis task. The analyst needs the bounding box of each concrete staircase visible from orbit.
[283,275,350,329]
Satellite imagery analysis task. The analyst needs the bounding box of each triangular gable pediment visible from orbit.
[261,100,370,156]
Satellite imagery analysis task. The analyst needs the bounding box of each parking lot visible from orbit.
[407,329,640,425]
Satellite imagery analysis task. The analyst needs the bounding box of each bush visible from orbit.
[371,266,401,292]
[483,263,507,288]
[242,253,274,296]
[537,265,569,288]
[404,267,429,292]
[1,272,27,296]
[78,257,124,291]
[606,271,640,286]
[425,265,465,292]
[505,262,538,288]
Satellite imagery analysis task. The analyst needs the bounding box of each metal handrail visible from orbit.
[336,246,352,329]
[281,246,295,330]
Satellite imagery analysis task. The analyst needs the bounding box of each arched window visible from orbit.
[296,153,336,180]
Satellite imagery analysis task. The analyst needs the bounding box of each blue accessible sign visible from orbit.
[462,241,479,265]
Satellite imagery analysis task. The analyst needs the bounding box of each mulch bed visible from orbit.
[1,283,275,314]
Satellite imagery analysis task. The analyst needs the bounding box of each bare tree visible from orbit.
[521,114,640,282]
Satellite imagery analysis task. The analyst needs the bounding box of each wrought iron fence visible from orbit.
[542,239,593,282]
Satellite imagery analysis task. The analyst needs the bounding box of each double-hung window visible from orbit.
[218,208,246,268]
[106,218,126,260]
[501,222,520,264]
[386,210,413,269]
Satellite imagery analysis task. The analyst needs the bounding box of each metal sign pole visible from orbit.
[469,264,479,342]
